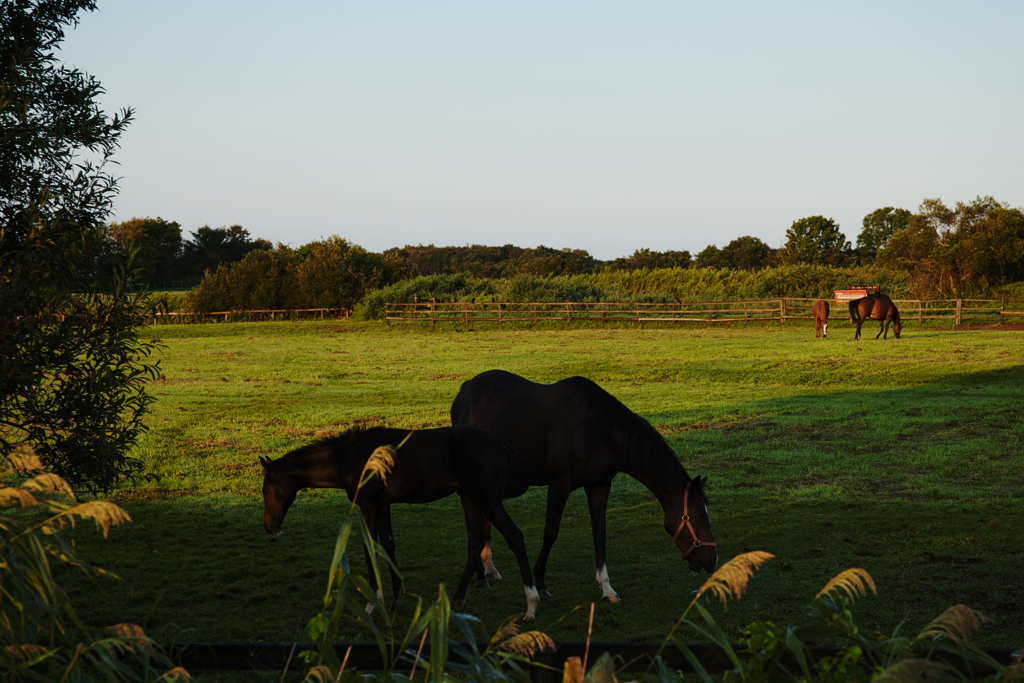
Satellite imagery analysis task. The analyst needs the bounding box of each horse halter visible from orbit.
[671,480,716,560]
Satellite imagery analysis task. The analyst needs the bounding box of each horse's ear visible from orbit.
[259,456,269,469]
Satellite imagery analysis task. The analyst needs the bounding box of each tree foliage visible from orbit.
[693,245,728,269]
[178,224,272,280]
[878,196,1024,297]
[187,239,414,313]
[1,0,160,492]
[784,216,850,265]
[721,236,775,270]
[857,207,911,261]
[386,243,600,278]
[106,216,183,285]
[603,248,691,272]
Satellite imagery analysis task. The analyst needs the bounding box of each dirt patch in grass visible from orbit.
[246,417,287,427]
[717,419,780,432]
[216,463,259,472]
[181,438,261,456]
[115,487,194,502]
[348,415,388,427]
[282,427,339,438]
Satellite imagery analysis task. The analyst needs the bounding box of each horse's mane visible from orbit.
[274,424,387,466]
[559,377,690,485]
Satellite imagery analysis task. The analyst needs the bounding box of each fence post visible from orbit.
[918,300,922,324]
[955,299,962,325]
[1001,297,1005,325]
[566,302,570,323]
[744,301,748,321]
[780,300,785,324]
[430,299,436,327]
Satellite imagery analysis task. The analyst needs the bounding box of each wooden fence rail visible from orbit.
[143,308,350,324]
[385,298,1024,326]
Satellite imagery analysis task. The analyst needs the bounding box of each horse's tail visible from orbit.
[848,299,859,323]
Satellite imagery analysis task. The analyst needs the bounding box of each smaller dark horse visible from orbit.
[850,292,901,340]
[812,299,830,338]
[259,425,540,618]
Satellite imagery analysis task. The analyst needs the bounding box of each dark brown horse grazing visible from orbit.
[812,299,830,338]
[451,370,717,602]
[850,292,901,340]
[259,425,540,619]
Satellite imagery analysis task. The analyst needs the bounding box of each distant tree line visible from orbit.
[103,218,273,287]
[120,194,1023,313]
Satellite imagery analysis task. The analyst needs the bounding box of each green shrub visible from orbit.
[653,552,1020,683]
[587,264,914,301]
[354,273,497,320]
[187,247,300,313]
[1,448,187,682]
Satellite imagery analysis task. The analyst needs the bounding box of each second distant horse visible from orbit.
[850,293,901,340]
[812,299,830,338]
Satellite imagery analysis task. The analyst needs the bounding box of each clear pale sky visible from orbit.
[62,1,1024,260]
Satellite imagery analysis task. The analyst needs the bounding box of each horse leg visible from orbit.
[854,317,863,340]
[477,497,539,620]
[472,518,500,588]
[454,493,487,609]
[585,480,619,603]
[480,518,502,580]
[376,504,404,612]
[460,498,492,588]
[533,480,571,596]
[875,320,885,339]
[358,503,384,613]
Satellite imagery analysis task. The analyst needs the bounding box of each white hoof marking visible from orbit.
[524,585,540,620]
[364,589,383,615]
[596,564,619,602]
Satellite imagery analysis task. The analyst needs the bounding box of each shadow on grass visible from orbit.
[55,365,1024,652]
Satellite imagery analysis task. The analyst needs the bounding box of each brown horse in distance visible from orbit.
[850,293,901,340]
[812,299,830,338]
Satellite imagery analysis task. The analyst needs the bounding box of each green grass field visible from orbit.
[56,319,1024,654]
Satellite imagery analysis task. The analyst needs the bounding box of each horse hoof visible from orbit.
[452,598,466,609]
[602,594,620,603]
[474,579,490,589]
